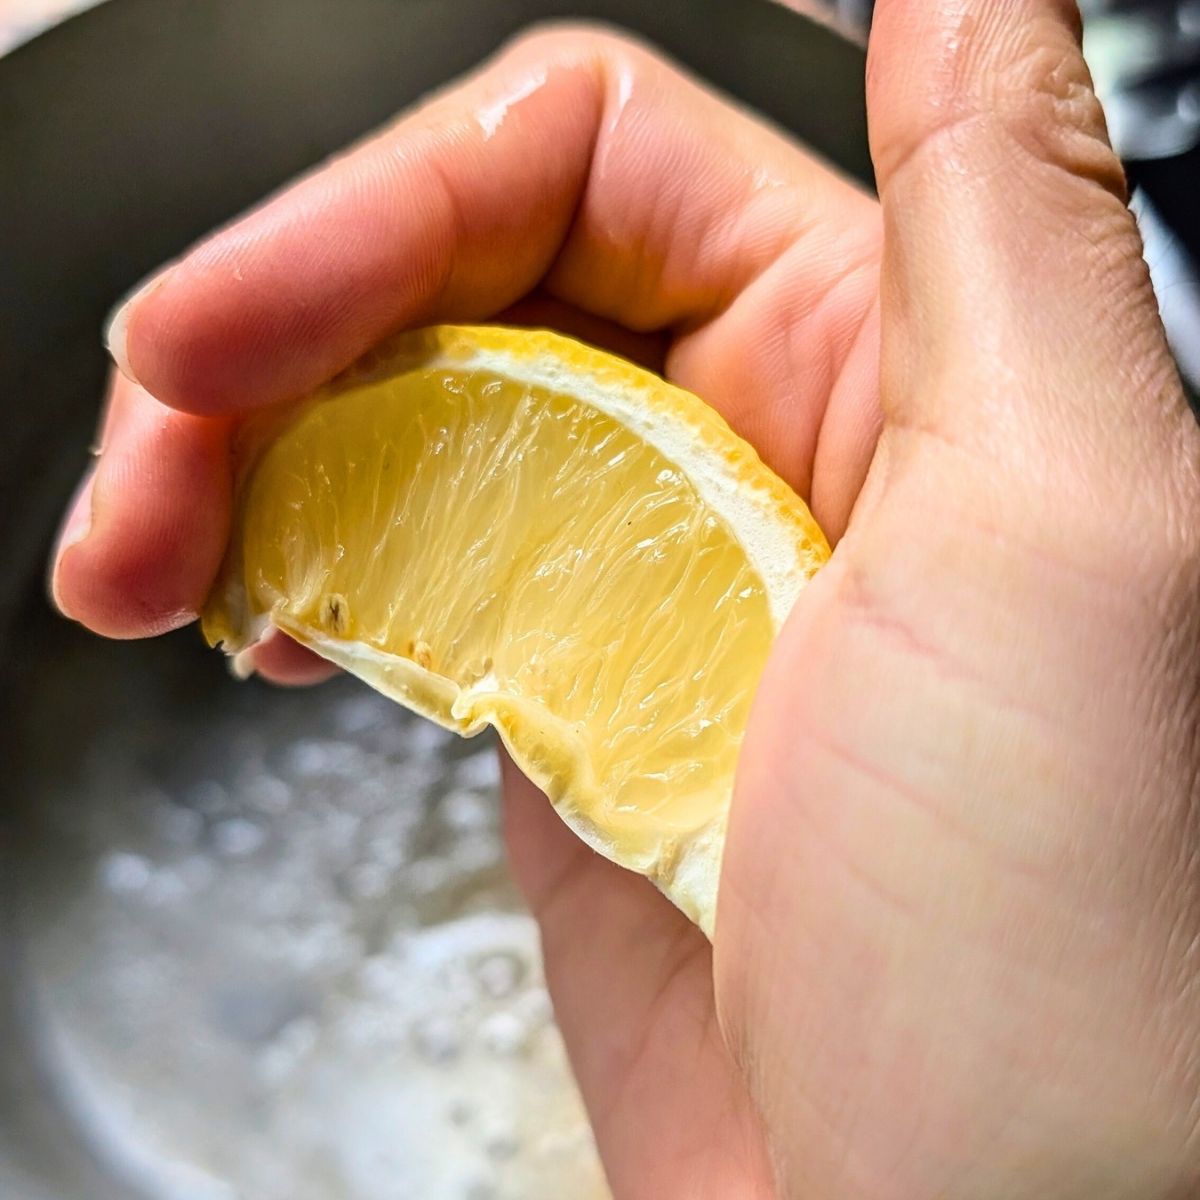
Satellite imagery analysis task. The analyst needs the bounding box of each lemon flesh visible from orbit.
[203,327,828,934]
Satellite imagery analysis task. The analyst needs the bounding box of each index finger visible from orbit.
[57,23,880,642]
[109,23,876,416]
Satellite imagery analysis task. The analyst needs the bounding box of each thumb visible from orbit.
[865,0,1189,495]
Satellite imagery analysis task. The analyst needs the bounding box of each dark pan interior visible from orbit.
[0,3,868,1196]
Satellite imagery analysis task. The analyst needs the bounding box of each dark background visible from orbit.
[0,5,870,1196]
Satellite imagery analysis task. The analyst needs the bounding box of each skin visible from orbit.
[50,2,1200,1196]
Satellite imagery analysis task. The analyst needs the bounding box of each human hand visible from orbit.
[50,2,1200,1197]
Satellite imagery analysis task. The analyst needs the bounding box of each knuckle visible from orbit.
[997,35,1127,203]
[876,13,1126,206]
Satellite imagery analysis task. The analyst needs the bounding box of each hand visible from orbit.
[51,3,1200,1197]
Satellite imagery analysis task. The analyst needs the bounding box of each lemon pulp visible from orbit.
[203,327,827,931]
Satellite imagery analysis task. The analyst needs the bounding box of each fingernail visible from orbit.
[231,646,258,680]
[105,301,136,383]
[104,271,166,385]
[49,468,97,618]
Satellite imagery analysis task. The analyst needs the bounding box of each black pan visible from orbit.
[0,3,868,1196]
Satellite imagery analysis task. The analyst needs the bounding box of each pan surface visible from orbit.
[0,3,869,1196]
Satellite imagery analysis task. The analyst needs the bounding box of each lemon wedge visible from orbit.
[202,326,828,934]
